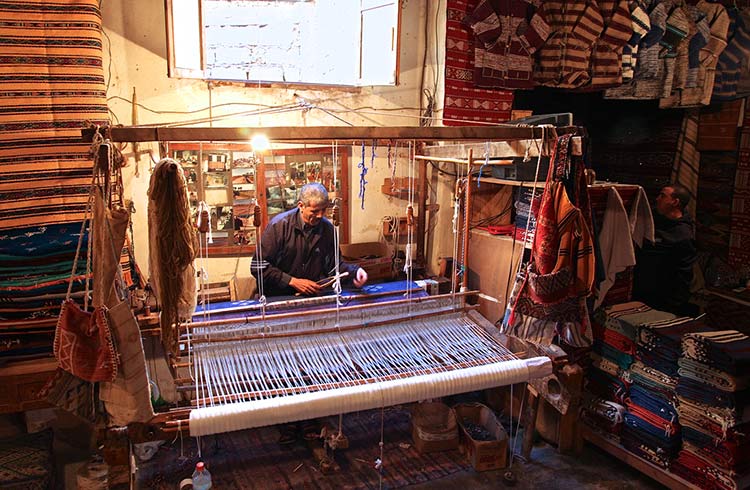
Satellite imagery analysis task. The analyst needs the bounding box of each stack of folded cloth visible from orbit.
[513,187,536,245]
[637,316,703,378]
[672,330,750,489]
[580,394,626,441]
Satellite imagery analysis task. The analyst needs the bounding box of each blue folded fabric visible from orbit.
[623,412,679,443]
[676,376,750,410]
[629,384,678,421]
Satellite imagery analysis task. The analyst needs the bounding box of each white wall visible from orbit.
[101,0,455,291]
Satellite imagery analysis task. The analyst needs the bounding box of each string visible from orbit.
[477,140,490,187]
[358,141,368,209]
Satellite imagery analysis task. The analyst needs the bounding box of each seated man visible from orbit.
[252,182,368,297]
[633,183,697,316]
[251,182,368,445]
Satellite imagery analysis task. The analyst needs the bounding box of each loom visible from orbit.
[85,125,554,439]
[152,292,551,437]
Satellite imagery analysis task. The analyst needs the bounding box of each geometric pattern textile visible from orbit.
[443,0,514,125]
[0,429,54,489]
[729,97,750,267]
[0,0,108,230]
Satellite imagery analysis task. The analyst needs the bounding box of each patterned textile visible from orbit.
[0,430,53,489]
[682,330,750,375]
[682,429,750,472]
[696,151,739,259]
[581,394,626,435]
[99,300,154,426]
[677,394,743,429]
[672,448,750,490]
[587,0,633,90]
[729,101,750,267]
[671,109,701,217]
[532,0,605,88]
[443,0,513,125]
[587,367,630,404]
[38,367,96,423]
[676,376,750,411]
[712,7,750,102]
[678,1,730,106]
[678,356,750,392]
[621,1,652,82]
[590,351,623,378]
[53,299,118,382]
[593,340,634,370]
[628,383,679,422]
[463,0,548,89]
[0,0,107,230]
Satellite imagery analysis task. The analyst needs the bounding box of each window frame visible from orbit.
[164,0,401,87]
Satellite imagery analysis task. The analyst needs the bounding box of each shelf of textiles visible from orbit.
[582,301,750,490]
[167,143,350,255]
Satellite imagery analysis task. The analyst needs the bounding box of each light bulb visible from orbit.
[251,134,270,152]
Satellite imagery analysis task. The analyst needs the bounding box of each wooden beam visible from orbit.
[82,125,543,143]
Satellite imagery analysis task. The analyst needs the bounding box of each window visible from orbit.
[168,142,349,256]
[166,0,400,86]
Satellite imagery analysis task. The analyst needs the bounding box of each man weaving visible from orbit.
[252,182,368,297]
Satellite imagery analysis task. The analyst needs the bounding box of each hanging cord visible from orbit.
[450,173,462,296]
[476,140,490,187]
[358,141,368,210]
[332,200,344,316]
[196,201,212,322]
[404,141,416,310]
[390,141,398,195]
[251,201,268,327]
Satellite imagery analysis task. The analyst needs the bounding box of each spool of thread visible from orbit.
[331,204,340,227]
[406,205,414,227]
[76,459,108,490]
[253,204,261,228]
[197,209,210,233]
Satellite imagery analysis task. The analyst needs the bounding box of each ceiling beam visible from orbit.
[82,125,545,143]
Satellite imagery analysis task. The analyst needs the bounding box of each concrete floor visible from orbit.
[411,441,664,489]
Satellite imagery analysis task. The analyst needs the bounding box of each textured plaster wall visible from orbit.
[101,0,454,292]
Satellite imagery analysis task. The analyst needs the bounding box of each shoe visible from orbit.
[278,423,299,445]
[301,420,321,441]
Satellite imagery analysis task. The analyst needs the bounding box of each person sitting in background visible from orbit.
[251,182,368,445]
[252,182,368,297]
[633,183,697,316]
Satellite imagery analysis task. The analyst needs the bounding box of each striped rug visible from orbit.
[0,0,108,230]
[729,98,750,267]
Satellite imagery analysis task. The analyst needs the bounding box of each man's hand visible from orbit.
[289,277,321,296]
[353,267,369,288]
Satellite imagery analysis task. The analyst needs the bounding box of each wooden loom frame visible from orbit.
[83,124,550,440]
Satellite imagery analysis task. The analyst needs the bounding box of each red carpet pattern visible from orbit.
[443,0,514,126]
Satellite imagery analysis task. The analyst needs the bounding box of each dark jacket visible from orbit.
[251,208,358,296]
[633,211,697,315]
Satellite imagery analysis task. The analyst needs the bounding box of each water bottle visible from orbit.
[191,461,212,490]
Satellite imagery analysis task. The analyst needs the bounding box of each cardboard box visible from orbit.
[454,403,508,471]
[411,402,459,453]
[340,242,393,280]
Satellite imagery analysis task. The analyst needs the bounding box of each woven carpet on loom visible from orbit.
[443,0,513,126]
[729,99,750,267]
[0,0,109,231]
[136,408,469,490]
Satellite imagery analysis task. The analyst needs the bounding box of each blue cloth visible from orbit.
[629,383,678,421]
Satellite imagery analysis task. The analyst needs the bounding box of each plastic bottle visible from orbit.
[191,461,212,490]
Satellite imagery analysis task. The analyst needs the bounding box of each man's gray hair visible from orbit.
[298,182,329,207]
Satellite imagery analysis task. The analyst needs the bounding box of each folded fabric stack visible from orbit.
[513,187,537,246]
[621,316,713,470]
[0,222,91,361]
[672,330,750,489]
[580,394,626,441]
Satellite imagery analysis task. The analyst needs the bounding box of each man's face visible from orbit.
[299,200,328,227]
[655,186,677,216]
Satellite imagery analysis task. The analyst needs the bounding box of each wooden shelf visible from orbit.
[472,177,545,188]
[581,425,700,490]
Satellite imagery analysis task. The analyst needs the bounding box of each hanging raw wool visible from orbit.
[147,158,197,353]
